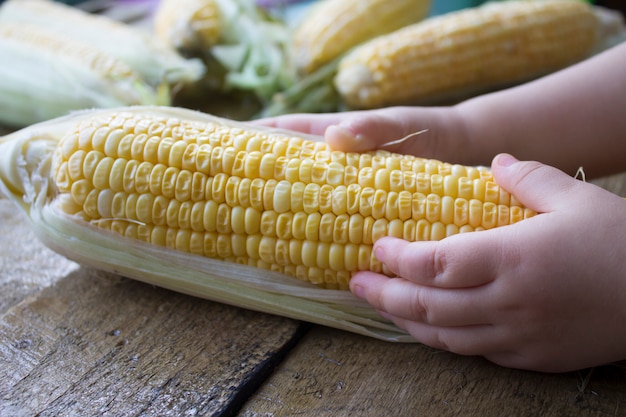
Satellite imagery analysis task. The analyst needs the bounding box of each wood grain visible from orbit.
[0,199,77,315]
[0,199,306,417]
[239,328,626,417]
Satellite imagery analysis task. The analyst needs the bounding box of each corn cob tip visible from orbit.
[0,112,87,204]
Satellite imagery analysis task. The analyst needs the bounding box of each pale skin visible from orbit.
[257,41,626,372]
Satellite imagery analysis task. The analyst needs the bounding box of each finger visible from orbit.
[324,107,436,153]
[483,351,536,371]
[396,317,535,369]
[254,113,347,135]
[350,271,492,327]
[490,153,590,213]
[386,315,505,357]
[373,234,505,288]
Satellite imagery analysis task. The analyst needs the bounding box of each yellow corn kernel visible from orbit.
[335,0,602,108]
[293,0,431,74]
[49,109,535,290]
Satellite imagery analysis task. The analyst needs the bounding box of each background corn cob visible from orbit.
[292,0,431,74]
[0,22,166,128]
[0,0,205,87]
[334,0,620,109]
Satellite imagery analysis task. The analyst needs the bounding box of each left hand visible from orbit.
[255,106,472,163]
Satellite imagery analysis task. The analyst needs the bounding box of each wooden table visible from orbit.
[2,150,626,416]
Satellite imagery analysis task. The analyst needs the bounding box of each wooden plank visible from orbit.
[0,198,306,416]
[239,327,626,416]
[0,198,77,315]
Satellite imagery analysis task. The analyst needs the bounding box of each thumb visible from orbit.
[490,153,584,213]
[325,115,407,152]
[324,108,431,153]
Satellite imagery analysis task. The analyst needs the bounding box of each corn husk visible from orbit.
[0,0,205,127]
[0,0,205,86]
[154,0,294,104]
[0,106,414,343]
[0,22,169,128]
[154,0,223,51]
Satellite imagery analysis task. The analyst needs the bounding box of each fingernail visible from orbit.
[326,124,357,142]
[496,153,518,167]
[327,123,373,152]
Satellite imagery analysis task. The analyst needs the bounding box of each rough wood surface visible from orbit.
[0,201,76,315]
[0,199,305,417]
[239,327,626,417]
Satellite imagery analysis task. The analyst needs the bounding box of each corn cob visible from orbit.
[0,23,166,128]
[0,0,205,87]
[334,0,607,108]
[292,0,431,74]
[4,106,534,288]
[0,106,536,341]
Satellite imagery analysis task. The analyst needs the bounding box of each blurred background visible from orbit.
[0,0,623,126]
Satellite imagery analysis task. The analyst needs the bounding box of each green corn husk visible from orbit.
[154,0,294,104]
[0,106,415,343]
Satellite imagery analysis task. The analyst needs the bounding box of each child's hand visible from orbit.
[350,154,626,372]
[256,107,474,165]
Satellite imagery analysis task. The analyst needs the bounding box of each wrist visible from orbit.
[447,103,492,166]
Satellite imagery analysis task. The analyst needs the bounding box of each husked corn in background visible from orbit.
[0,0,206,127]
[49,109,534,290]
[0,23,164,128]
[334,0,605,108]
[292,0,431,74]
[0,0,205,87]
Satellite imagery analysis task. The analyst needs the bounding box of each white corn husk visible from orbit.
[0,0,205,87]
[0,106,415,343]
[0,23,168,128]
